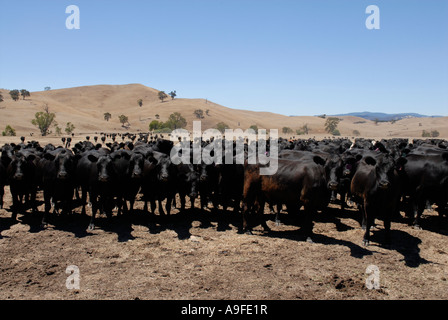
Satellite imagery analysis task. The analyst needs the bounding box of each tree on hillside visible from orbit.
[193,109,204,119]
[216,122,230,133]
[149,120,165,131]
[282,127,293,134]
[104,112,112,122]
[118,114,129,127]
[2,125,16,136]
[137,99,143,107]
[169,90,177,100]
[44,87,51,91]
[65,122,75,135]
[9,89,20,101]
[20,89,30,100]
[249,125,258,134]
[165,112,187,130]
[158,91,168,103]
[324,117,340,135]
[31,104,56,136]
[0,93,3,103]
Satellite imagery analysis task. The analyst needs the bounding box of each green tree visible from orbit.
[20,89,30,100]
[2,125,16,136]
[9,89,20,101]
[65,122,75,135]
[155,114,160,119]
[352,129,361,137]
[249,125,258,134]
[44,86,51,91]
[137,99,143,107]
[55,125,62,136]
[282,127,293,134]
[169,90,177,100]
[118,114,129,127]
[422,130,431,137]
[31,105,56,136]
[149,120,165,131]
[158,91,168,102]
[216,122,230,133]
[104,112,112,122]
[431,130,440,137]
[165,112,187,129]
[324,117,340,135]
[0,93,3,102]
[193,109,204,119]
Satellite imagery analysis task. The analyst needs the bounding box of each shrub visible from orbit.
[2,125,16,136]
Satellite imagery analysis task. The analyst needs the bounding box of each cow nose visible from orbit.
[57,172,67,179]
[132,172,141,179]
[379,181,390,189]
[99,175,108,182]
[200,176,207,182]
[328,181,338,190]
[14,173,24,180]
[343,170,351,176]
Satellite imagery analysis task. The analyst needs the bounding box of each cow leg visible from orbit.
[88,192,98,230]
[411,200,424,230]
[165,196,173,215]
[81,187,87,216]
[158,199,166,215]
[0,187,3,209]
[41,191,52,227]
[362,204,374,246]
[302,205,315,243]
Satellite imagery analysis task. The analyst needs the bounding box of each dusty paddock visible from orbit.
[1,186,448,301]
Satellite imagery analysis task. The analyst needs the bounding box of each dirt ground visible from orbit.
[1,186,448,301]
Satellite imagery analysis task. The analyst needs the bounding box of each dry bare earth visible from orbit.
[1,183,448,300]
[1,84,447,140]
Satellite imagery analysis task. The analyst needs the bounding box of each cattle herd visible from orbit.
[0,133,447,247]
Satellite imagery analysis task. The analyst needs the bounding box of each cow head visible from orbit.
[44,149,76,180]
[129,152,144,179]
[88,154,115,183]
[9,152,36,182]
[364,155,395,190]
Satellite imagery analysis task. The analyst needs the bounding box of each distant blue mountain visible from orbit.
[330,111,442,122]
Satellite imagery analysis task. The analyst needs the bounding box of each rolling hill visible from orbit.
[0,84,447,144]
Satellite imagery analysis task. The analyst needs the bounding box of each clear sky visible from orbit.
[0,0,447,116]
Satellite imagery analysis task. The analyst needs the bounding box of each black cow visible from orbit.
[75,150,115,230]
[175,163,199,211]
[6,150,39,220]
[141,151,176,216]
[399,151,448,229]
[350,153,401,246]
[196,161,219,211]
[242,155,330,243]
[38,148,77,226]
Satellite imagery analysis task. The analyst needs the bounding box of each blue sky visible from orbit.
[0,0,447,116]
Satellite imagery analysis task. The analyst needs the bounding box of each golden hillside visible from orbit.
[0,84,447,144]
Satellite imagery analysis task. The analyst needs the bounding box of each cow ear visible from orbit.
[26,154,36,162]
[395,157,407,170]
[44,153,56,161]
[355,154,363,162]
[88,154,99,163]
[313,155,326,166]
[365,156,377,166]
